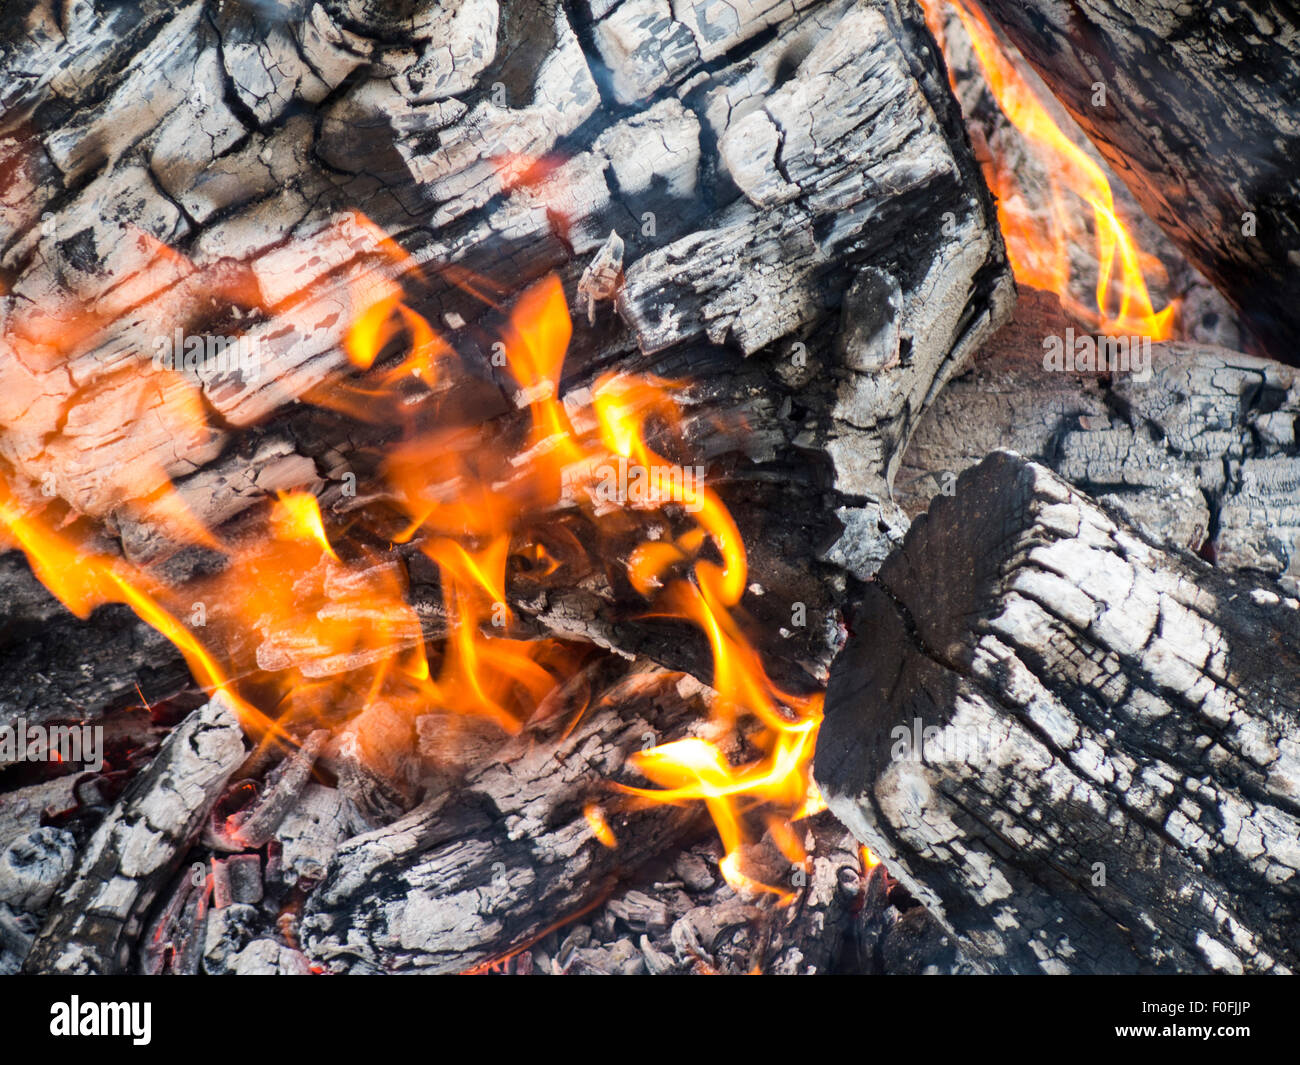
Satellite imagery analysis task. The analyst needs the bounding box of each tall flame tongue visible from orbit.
[922,0,1177,340]
[0,216,821,900]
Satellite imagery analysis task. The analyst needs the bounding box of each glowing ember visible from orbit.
[921,0,1177,339]
[0,211,822,899]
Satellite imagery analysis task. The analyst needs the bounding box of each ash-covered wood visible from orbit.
[817,451,1300,974]
[0,778,76,851]
[205,728,329,851]
[0,826,77,913]
[301,665,708,973]
[22,695,245,974]
[475,813,975,974]
[897,291,1300,592]
[974,0,1300,361]
[272,782,357,888]
[0,0,1013,700]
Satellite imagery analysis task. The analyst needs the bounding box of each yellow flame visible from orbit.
[584,804,618,849]
[272,491,337,560]
[0,479,272,736]
[922,0,1177,339]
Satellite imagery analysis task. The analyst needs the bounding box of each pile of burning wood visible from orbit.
[1,0,1297,976]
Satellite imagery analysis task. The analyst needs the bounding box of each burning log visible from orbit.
[0,0,1013,701]
[918,1,1229,345]
[897,290,1300,590]
[22,696,245,974]
[816,451,1300,974]
[970,0,1300,361]
[2,0,1022,975]
[301,664,710,973]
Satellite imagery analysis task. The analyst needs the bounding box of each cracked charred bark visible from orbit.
[974,0,1300,362]
[896,292,1300,592]
[300,665,708,973]
[816,451,1300,974]
[0,0,1012,711]
[22,695,245,974]
[0,554,194,726]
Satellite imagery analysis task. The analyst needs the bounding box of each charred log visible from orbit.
[0,555,192,726]
[896,291,1300,592]
[0,0,1013,705]
[21,696,245,974]
[301,665,709,973]
[817,451,1300,974]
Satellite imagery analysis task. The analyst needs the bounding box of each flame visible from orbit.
[272,491,338,561]
[922,0,1177,339]
[0,478,273,737]
[0,199,822,900]
[584,804,618,849]
[345,292,404,371]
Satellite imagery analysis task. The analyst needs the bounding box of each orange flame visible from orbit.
[272,491,338,561]
[0,200,821,900]
[584,804,618,849]
[922,0,1177,339]
[0,478,273,737]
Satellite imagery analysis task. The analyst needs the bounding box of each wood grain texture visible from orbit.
[897,292,1300,593]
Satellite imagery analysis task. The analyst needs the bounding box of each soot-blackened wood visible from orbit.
[896,290,1300,591]
[497,813,878,975]
[816,451,1300,974]
[0,0,1012,698]
[0,555,191,726]
[300,665,708,973]
[975,0,1300,362]
[22,696,245,974]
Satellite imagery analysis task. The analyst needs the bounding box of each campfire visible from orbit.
[1,0,1297,982]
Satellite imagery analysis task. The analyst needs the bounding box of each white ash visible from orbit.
[273,783,357,886]
[203,904,265,976]
[0,827,77,912]
[230,938,315,976]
